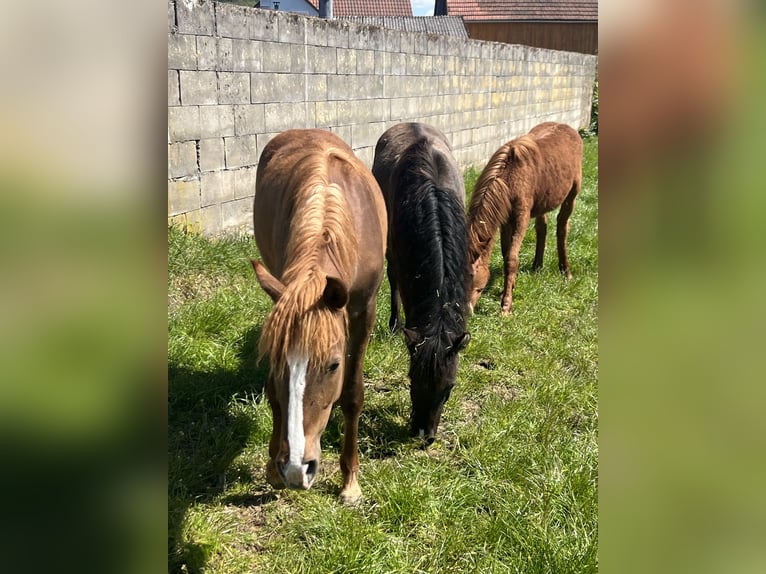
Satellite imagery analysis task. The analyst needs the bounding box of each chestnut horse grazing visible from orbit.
[466,122,583,315]
[251,129,387,504]
[372,123,470,443]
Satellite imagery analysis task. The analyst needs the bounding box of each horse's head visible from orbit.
[468,257,490,313]
[253,260,349,490]
[404,327,470,443]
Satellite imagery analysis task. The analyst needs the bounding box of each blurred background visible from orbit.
[0,0,764,572]
[599,0,766,572]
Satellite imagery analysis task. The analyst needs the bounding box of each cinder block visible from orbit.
[251,73,305,104]
[176,0,214,36]
[217,37,233,70]
[337,99,387,125]
[353,146,374,168]
[168,33,197,70]
[427,35,441,56]
[222,198,253,234]
[306,75,327,101]
[356,50,375,75]
[201,170,236,206]
[328,75,383,100]
[216,2,249,39]
[359,25,385,51]
[306,45,336,74]
[218,72,251,104]
[389,53,406,75]
[168,179,201,216]
[231,39,261,72]
[256,132,279,152]
[278,12,305,44]
[384,29,401,53]
[413,34,428,55]
[324,19,349,48]
[234,104,265,136]
[180,70,217,105]
[336,48,357,75]
[261,42,292,73]
[186,204,222,236]
[168,106,201,142]
[168,70,180,106]
[374,51,386,75]
[168,141,198,178]
[251,9,279,41]
[330,125,352,145]
[290,44,305,73]
[197,36,217,70]
[199,105,235,138]
[224,135,258,169]
[168,2,176,33]
[313,101,337,128]
[199,138,225,172]
[351,121,387,149]
[305,17,328,47]
[234,166,258,199]
[264,102,307,132]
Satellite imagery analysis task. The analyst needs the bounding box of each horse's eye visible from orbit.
[326,361,340,373]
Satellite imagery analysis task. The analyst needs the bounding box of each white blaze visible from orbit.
[286,352,309,480]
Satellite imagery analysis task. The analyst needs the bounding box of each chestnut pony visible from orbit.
[466,122,583,315]
[251,129,387,504]
[372,123,470,443]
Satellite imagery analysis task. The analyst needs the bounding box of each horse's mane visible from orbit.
[393,138,469,339]
[466,135,540,261]
[259,149,359,374]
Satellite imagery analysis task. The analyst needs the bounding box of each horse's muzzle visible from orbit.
[280,459,318,489]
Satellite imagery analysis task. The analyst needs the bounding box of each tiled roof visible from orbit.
[306,0,413,16]
[446,0,597,22]
[339,15,468,37]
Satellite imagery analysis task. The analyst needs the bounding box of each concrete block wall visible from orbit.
[168,0,597,236]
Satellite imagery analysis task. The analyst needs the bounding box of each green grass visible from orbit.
[168,136,598,573]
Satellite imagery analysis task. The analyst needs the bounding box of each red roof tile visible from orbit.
[446,0,597,22]
[306,0,413,16]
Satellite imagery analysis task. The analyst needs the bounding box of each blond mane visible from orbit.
[466,136,540,261]
[259,149,359,374]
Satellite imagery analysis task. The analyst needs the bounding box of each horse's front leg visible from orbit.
[338,298,376,504]
[265,375,285,489]
[386,256,402,333]
[499,211,530,315]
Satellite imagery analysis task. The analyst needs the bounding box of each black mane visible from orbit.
[390,138,469,342]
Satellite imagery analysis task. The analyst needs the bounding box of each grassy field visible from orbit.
[168,136,598,573]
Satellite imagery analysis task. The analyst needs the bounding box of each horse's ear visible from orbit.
[452,331,471,353]
[251,259,285,302]
[403,328,424,348]
[470,259,481,276]
[323,276,349,310]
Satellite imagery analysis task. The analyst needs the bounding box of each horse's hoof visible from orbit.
[500,305,512,316]
[339,483,362,506]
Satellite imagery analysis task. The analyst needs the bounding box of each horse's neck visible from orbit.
[468,204,501,263]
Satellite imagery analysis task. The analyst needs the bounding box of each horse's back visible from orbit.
[373,122,464,212]
[254,129,387,292]
[524,123,583,215]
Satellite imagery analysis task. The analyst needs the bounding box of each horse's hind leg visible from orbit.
[532,214,548,271]
[499,210,531,315]
[387,258,402,333]
[338,298,376,504]
[557,181,580,279]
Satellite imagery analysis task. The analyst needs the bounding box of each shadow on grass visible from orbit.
[168,326,269,574]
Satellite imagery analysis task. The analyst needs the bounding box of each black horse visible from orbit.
[372,123,471,443]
